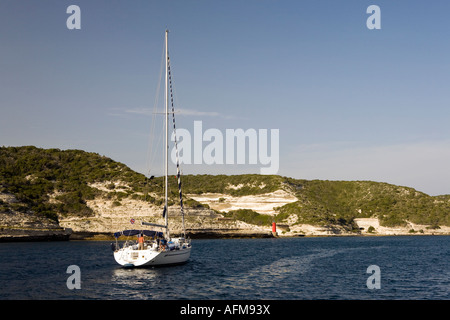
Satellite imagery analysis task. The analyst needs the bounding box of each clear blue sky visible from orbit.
[1,0,450,195]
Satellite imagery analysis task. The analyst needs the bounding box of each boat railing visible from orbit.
[114,237,190,253]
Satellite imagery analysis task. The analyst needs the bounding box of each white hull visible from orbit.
[114,240,191,267]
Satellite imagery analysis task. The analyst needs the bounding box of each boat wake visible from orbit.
[223,246,387,297]
[225,249,341,290]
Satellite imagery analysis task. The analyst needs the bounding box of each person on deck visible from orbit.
[138,233,144,250]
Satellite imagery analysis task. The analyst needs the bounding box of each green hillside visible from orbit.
[181,174,284,196]
[0,146,144,222]
[277,178,450,228]
[1,146,449,229]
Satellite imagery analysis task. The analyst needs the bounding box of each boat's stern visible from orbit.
[114,247,160,267]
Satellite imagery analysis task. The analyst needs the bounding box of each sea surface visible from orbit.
[0,236,448,300]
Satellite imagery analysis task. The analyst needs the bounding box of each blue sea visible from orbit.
[0,236,448,300]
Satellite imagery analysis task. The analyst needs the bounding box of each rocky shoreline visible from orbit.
[67,229,276,241]
[1,182,449,242]
[0,227,72,242]
[1,223,449,242]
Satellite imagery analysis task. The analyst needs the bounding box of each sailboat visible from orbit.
[112,30,192,267]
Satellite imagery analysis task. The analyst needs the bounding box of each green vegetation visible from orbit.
[1,146,449,230]
[223,209,273,227]
[0,146,216,222]
[180,174,284,196]
[276,179,450,228]
[0,146,144,222]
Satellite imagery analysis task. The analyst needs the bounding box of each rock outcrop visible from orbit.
[0,193,71,241]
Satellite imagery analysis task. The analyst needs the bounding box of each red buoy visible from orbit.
[272,222,276,233]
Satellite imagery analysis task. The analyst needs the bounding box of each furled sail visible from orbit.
[167,57,186,237]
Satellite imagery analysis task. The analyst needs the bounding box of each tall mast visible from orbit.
[164,29,169,238]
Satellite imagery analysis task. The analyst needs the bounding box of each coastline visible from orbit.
[1,228,449,242]
[0,227,72,242]
[1,213,449,242]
